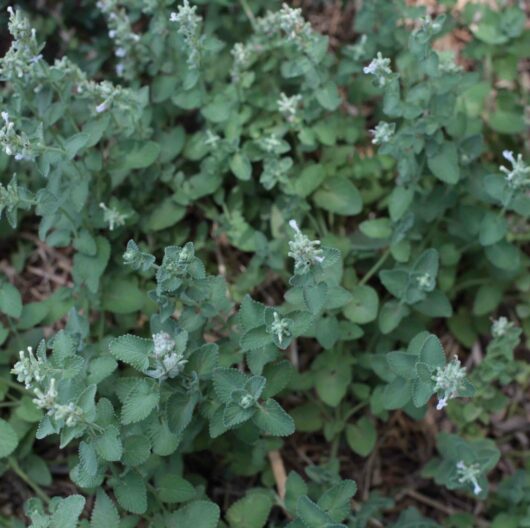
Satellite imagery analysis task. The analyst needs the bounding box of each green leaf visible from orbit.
[120,380,160,425]
[240,326,272,351]
[146,198,186,231]
[113,471,147,514]
[479,213,507,246]
[0,282,22,318]
[157,474,196,504]
[79,441,98,476]
[230,153,252,181]
[303,283,328,314]
[50,495,86,528]
[386,351,418,379]
[166,392,198,434]
[416,334,445,369]
[346,418,376,457]
[0,418,18,458]
[485,241,521,271]
[383,377,411,409]
[343,286,379,324]
[102,279,145,314]
[213,368,247,404]
[65,132,89,159]
[315,366,351,407]
[91,490,120,528]
[122,434,151,466]
[252,399,294,436]
[412,378,434,407]
[378,301,410,334]
[95,426,122,461]
[313,177,362,216]
[226,490,273,528]
[316,82,341,111]
[427,142,460,184]
[167,500,220,527]
[472,285,503,316]
[318,480,357,521]
[109,334,151,371]
[359,218,392,239]
[285,472,308,514]
[72,236,110,294]
[120,141,161,170]
[296,496,333,527]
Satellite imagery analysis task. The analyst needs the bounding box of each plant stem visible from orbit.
[359,248,390,286]
[238,0,256,27]
[8,457,50,504]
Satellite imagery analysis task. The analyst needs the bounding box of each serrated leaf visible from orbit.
[166,391,198,435]
[386,351,418,380]
[50,495,86,528]
[167,500,220,528]
[226,490,273,528]
[252,399,294,436]
[91,490,120,528]
[0,282,22,318]
[120,380,159,425]
[318,480,357,522]
[108,334,151,372]
[113,471,147,514]
[95,425,122,461]
[122,434,151,467]
[157,474,196,504]
[79,441,98,476]
[0,418,18,458]
[296,496,333,527]
[212,368,247,403]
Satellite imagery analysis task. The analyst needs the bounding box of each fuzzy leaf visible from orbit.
[91,490,120,528]
[108,334,151,372]
[113,471,147,514]
[252,399,294,436]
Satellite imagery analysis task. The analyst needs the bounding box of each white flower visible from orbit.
[432,356,467,410]
[491,316,513,338]
[370,121,395,145]
[32,378,58,410]
[500,151,530,189]
[270,312,291,345]
[363,52,392,87]
[95,102,108,113]
[11,346,45,388]
[53,402,84,427]
[152,332,175,358]
[288,220,325,275]
[147,332,187,381]
[456,461,482,495]
[204,130,221,148]
[99,202,128,230]
[277,92,302,123]
[170,0,202,68]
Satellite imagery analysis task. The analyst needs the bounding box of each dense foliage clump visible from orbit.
[0,1,529,527]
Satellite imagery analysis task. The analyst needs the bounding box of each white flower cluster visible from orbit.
[370,121,395,145]
[288,219,325,275]
[500,150,529,189]
[11,347,84,427]
[145,332,188,381]
[170,0,203,69]
[456,461,482,495]
[230,42,253,81]
[432,356,467,410]
[256,3,313,50]
[96,0,141,78]
[363,52,392,87]
[99,202,129,231]
[0,112,36,161]
[491,316,513,338]
[270,312,291,345]
[277,92,302,124]
[0,6,43,81]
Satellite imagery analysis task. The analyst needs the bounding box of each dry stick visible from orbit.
[268,450,288,501]
[403,489,489,527]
